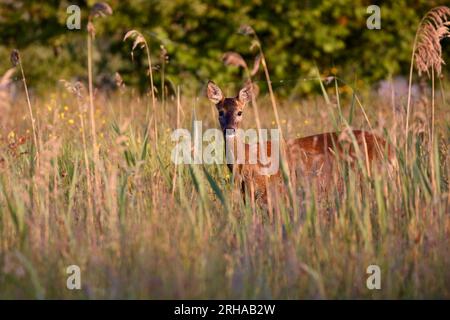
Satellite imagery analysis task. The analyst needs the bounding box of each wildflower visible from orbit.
[342,85,352,94]
[68,119,75,125]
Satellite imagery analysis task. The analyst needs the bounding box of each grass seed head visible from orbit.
[90,2,113,19]
[222,52,248,69]
[415,6,450,77]
[10,49,20,67]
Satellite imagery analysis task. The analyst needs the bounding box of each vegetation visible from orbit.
[0,0,449,94]
[0,2,449,299]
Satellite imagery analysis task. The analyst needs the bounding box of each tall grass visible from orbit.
[10,50,39,164]
[124,29,158,152]
[405,6,450,157]
[0,5,448,300]
[86,2,113,231]
[0,78,448,298]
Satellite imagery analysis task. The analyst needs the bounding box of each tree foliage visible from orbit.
[0,0,448,95]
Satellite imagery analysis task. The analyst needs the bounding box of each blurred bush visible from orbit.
[0,0,448,96]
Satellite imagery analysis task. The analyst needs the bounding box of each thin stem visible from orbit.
[405,13,428,158]
[76,97,94,228]
[171,85,181,199]
[161,53,165,111]
[430,66,436,194]
[431,67,435,147]
[242,66,268,216]
[252,35,295,217]
[18,62,39,163]
[87,30,102,232]
[145,43,158,152]
[405,42,416,158]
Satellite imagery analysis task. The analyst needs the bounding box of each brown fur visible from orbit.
[206,81,395,203]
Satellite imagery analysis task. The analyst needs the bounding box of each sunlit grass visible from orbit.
[0,81,448,298]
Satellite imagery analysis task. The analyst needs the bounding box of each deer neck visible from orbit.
[224,133,239,173]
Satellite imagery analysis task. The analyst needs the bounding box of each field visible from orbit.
[0,3,449,300]
[0,74,448,298]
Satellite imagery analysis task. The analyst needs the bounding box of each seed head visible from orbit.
[238,24,255,36]
[123,30,147,60]
[90,2,113,19]
[10,49,20,67]
[222,52,248,69]
[415,6,450,77]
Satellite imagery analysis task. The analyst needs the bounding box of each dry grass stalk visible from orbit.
[87,2,113,232]
[171,85,181,199]
[414,6,450,77]
[160,45,168,111]
[405,6,450,156]
[10,50,39,164]
[239,24,296,215]
[115,72,125,121]
[124,29,158,152]
[220,50,273,217]
[222,52,248,69]
[61,79,96,228]
[412,6,450,192]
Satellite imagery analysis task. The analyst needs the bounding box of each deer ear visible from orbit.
[238,83,252,105]
[207,81,224,104]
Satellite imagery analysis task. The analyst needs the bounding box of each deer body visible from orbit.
[207,81,394,201]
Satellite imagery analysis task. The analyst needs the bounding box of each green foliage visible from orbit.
[0,0,448,95]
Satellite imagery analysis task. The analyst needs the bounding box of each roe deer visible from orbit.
[206,80,395,203]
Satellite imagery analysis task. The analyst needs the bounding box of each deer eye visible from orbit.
[218,110,224,117]
[237,111,243,116]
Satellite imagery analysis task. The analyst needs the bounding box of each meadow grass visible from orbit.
[0,78,448,299]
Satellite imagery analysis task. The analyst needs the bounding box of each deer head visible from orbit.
[206,81,252,138]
